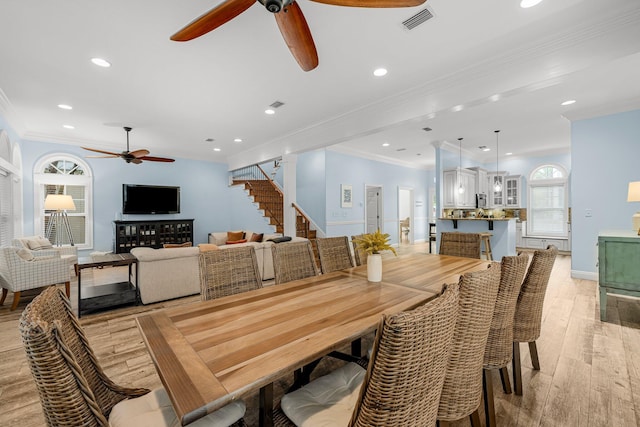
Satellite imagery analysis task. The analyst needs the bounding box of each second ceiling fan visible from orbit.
[171,0,426,72]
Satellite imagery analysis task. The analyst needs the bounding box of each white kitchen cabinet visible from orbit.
[443,168,476,208]
[487,172,507,208]
[505,175,521,207]
[521,236,569,251]
[516,222,524,247]
[468,167,488,196]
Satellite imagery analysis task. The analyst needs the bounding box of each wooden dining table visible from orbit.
[136,253,490,427]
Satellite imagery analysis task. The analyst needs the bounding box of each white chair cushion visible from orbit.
[280,362,365,427]
[109,388,245,427]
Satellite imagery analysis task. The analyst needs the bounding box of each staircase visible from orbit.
[231,163,316,240]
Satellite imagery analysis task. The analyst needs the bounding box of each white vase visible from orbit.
[367,253,383,282]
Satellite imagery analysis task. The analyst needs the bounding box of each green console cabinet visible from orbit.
[598,230,640,321]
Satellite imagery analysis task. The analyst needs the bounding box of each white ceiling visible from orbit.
[1,0,639,170]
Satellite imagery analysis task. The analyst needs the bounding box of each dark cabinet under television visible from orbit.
[114,219,194,253]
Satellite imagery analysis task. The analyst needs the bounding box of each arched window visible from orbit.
[527,164,568,237]
[34,154,93,249]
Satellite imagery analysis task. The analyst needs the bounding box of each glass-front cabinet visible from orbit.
[505,175,521,207]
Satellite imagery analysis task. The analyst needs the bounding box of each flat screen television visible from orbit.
[122,184,180,214]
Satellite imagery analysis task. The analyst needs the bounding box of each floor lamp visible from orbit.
[44,194,76,246]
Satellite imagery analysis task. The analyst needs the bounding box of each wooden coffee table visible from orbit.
[77,253,138,316]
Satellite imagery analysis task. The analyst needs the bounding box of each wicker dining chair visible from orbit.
[19,286,246,427]
[512,245,558,395]
[271,241,319,285]
[351,234,366,266]
[437,262,501,427]
[316,236,355,274]
[199,246,263,300]
[274,282,460,427]
[482,253,529,427]
[439,232,482,259]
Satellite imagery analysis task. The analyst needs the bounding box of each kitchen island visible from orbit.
[436,217,518,261]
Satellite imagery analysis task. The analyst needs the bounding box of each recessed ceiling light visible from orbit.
[234,138,243,143]
[520,0,543,8]
[373,68,388,77]
[382,142,390,147]
[57,104,72,110]
[265,109,275,115]
[63,125,75,129]
[213,147,221,152]
[505,152,513,156]
[489,94,501,102]
[561,99,576,106]
[452,105,464,112]
[91,57,111,68]
[479,146,491,152]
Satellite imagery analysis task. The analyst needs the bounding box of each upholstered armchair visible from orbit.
[0,247,71,310]
[13,235,78,275]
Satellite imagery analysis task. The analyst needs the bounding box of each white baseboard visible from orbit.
[571,270,598,281]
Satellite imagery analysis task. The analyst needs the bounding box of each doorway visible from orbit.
[365,185,383,234]
[398,187,413,245]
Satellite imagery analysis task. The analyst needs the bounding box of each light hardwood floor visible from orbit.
[1,244,640,426]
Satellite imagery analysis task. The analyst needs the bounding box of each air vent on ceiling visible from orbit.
[396,148,407,152]
[402,7,434,30]
[270,101,285,109]
[422,127,432,132]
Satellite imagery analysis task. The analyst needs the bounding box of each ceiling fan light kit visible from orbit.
[82,127,175,165]
[171,0,428,72]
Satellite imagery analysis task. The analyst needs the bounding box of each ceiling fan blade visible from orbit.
[85,155,121,159]
[274,2,318,72]
[129,149,151,158]
[309,0,425,7]
[171,0,256,41]
[81,146,121,156]
[130,158,143,165]
[140,156,176,163]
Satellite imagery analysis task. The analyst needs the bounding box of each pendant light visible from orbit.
[493,130,502,192]
[457,137,465,194]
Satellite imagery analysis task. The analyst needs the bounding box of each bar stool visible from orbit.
[479,232,493,261]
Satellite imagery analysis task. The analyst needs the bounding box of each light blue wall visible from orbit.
[19,138,234,255]
[297,149,326,231]
[324,150,432,244]
[571,109,640,275]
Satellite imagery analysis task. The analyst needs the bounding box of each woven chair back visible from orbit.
[437,262,501,421]
[350,283,460,427]
[351,235,367,266]
[19,287,148,426]
[271,241,319,285]
[513,245,559,342]
[484,253,529,368]
[439,232,482,259]
[199,246,263,300]
[316,236,355,274]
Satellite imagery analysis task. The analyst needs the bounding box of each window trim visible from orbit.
[527,163,568,238]
[33,154,93,250]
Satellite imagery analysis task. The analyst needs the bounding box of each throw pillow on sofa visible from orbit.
[249,233,264,242]
[198,244,220,252]
[163,242,192,248]
[226,239,248,245]
[267,236,293,243]
[227,231,245,241]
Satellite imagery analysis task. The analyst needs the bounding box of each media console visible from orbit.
[114,219,194,253]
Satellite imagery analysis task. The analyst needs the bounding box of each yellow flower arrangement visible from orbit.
[355,229,397,256]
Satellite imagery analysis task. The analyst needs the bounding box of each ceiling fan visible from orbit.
[82,127,175,165]
[171,0,426,72]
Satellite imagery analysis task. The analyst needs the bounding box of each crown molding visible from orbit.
[0,88,26,136]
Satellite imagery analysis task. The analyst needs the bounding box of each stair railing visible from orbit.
[292,203,312,239]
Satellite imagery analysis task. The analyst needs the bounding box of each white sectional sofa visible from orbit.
[130,246,200,304]
[130,231,307,305]
[208,231,308,281]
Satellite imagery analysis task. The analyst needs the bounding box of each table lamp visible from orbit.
[627,181,640,235]
[44,194,76,246]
